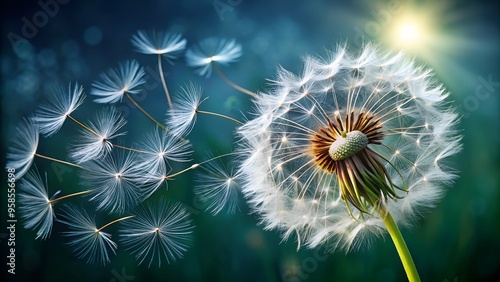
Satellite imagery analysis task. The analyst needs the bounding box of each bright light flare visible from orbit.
[385,14,434,53]
[398,22,420,43]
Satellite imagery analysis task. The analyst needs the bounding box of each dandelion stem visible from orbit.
[124,91,166,130]
[380,207,421,282]
[67,114,99,136]
[196,110,243,125]
[165,164,200,179]
[34,153,83,169]
[164,152,236,179]
[112,144,152,155]
[97,215,135,232]
[50,190,91,204]
[213,63,257,98]
[158,54,173,109]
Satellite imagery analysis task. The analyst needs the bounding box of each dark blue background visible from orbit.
[1,0,499,281]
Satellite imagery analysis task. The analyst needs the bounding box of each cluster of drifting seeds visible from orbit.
[6,31,246,266]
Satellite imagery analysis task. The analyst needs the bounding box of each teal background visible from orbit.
[1,0,499,281]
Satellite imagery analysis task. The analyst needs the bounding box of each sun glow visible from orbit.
[398,22,420,43]
[388,16,431,51]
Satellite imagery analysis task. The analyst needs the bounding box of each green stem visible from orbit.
[380,208,421,282]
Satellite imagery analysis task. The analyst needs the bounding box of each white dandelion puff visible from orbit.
[137,127,192,174]
[237,44,461,252]
[18,168,54,240]
[194,157,241,215]
[186,38,242,77]
[58,204,126,265]
[6,118,39,178]
[91,60,145,104]
[131,30,186,59]
[81,151,143,214]
[120,200,193,267]
[34,83,85,137]
[166,83,205,137]
[70,107,127,163]
[19,168,90,240]
[140,164,170,199]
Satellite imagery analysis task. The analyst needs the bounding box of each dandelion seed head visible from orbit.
[328,130,369,161]
[237,44,461,251]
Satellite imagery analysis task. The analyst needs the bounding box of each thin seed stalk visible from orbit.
[196,110,243,125]
[379,207,421,282]
[124,91,166,130]
[34,153,83,169]
[50,190,91,204]
[158,54,173,109]
[97,215,134,232]
[213,63,257,98]
[67,114,99,136]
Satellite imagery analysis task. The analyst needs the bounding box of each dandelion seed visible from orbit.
[131,31,186,108]
[237,43,461,265]
[137,127,192,174]
[19,168,90,240]
[6,118,83,177]
[166,83,205,137]
[140,165,170,199]
[91,60,145,104]
[131,30,186,59]
[18,168,54,239]
[120,200,193,267]
[58,204,131,265]
[70,107,127,163]
[34,83,85,137]
[186,38,242,78]
[81,151,142,214]
[186,38,256,97]
[5,118,39,178]
[194,157,241,215]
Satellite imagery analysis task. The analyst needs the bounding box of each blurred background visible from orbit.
[1,0,498,281]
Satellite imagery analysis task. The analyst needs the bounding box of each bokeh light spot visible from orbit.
[83,26,103,46]
[399,22,420,43]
